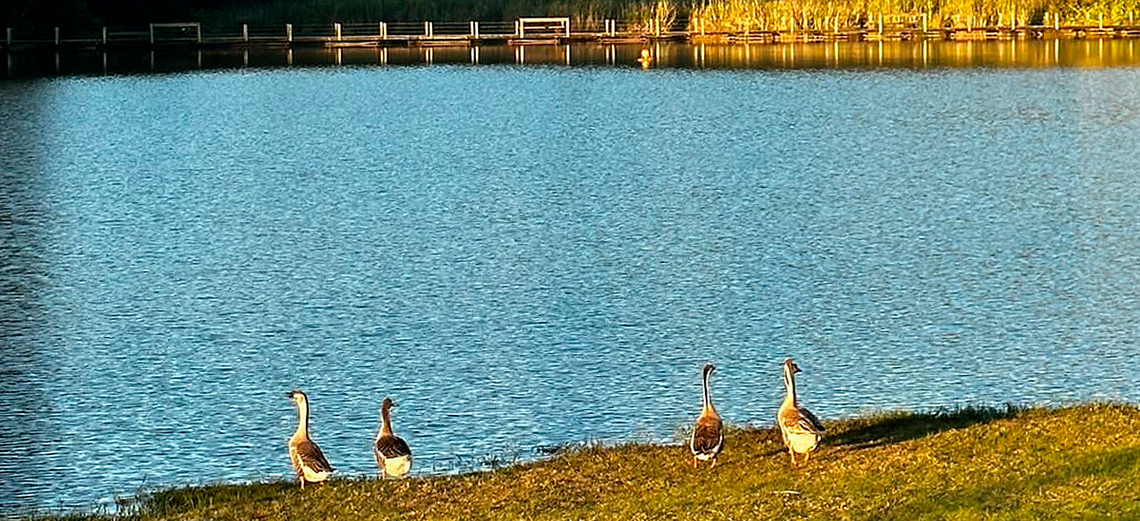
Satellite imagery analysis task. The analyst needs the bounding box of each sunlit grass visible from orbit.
[29,402,1140,521]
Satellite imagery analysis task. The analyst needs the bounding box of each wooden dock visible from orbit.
[4,18,1140,53]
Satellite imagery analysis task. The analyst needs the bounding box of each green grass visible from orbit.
[38,403,1140,521]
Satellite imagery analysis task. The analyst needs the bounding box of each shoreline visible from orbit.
[26,402,1140,520]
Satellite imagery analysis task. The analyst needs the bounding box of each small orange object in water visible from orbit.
[637,48,653,68]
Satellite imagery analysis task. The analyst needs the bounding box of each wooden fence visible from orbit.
[4,17,1140,52]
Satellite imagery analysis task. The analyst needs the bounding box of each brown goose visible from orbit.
[286,389,335,489]
[777,358,825,465]
[374,397,412,478]
[689,362,724,468]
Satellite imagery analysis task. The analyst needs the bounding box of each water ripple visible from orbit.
[2,64,1140,515]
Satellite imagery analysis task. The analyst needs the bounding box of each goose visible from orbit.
[374,397,413,478]
[777,358,825,465]
[689,362,724,468]
[286,390,335,489]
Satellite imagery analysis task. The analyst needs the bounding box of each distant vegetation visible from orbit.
[688,0,1140,34]
[2,0,640,31]
[30,403,1140,521]
[5,0,1140,33]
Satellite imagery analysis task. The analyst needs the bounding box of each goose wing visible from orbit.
[296,440,335,473]
[375,435,412,459]
[690,415,724,456]
[800,406,826,432]
[780,407,824,435]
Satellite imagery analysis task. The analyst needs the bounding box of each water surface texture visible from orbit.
[2,54,1140,514]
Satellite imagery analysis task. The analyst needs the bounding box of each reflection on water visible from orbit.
[0,83,58,514]
[2,47,1140,517]
[3,39,1140,79]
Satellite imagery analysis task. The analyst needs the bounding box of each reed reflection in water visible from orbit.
[3,39,1140,79]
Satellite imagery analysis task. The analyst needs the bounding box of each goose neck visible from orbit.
[294,398,310,439]
[782,366,798,408]
[380,406,393,437]
[701,367,716,414]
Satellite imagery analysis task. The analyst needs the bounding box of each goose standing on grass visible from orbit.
[286,389,335,489]
[777,358,825,466]
[689,362,724,468]
[374,397,413,478]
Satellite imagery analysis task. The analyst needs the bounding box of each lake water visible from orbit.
[2,40,1140,515]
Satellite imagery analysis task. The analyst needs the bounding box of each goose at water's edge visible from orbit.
[286,389,336,489]
[375,397,413,478]
[777,358,825,465]
[689,362,724,468]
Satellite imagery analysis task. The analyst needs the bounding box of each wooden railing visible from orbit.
[3,17,1140,52]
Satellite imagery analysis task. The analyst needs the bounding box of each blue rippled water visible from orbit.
[2,59,1139,514]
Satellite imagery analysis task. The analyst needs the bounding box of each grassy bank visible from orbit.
[43,403,1140,521]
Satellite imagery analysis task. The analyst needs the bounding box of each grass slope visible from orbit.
[48,403,1140,521]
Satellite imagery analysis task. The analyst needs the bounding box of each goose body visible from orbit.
[689,363,724,468]
[777,358,825,465]
[374,397,413,478]
[287,390,335,489]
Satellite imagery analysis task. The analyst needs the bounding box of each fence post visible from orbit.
[922,13,928,33]
[425,21,433,37]
[516,20,522,38]
[6,27,12,47]
[286,23,292,43]
[195,23,201,43]
[334,22,342,41]
[470,21,479,39]
[149,24,155,45]
[55,27,60,46]
[102,26,108,45]
[380,22,387,39]
[242,23,249,42]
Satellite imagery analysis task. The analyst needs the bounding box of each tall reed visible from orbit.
[626,0,680,32]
